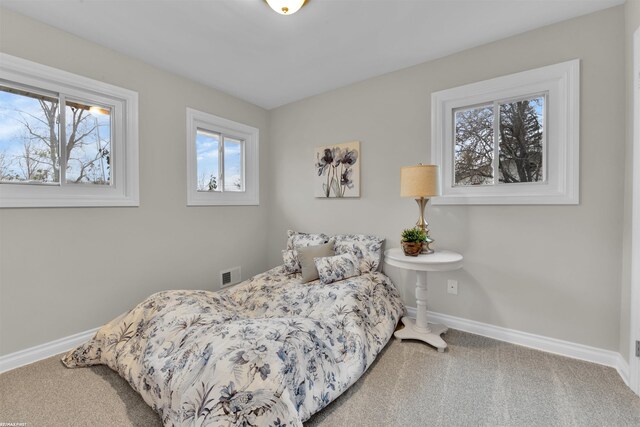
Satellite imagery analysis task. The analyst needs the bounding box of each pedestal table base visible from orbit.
[394,316,448,352]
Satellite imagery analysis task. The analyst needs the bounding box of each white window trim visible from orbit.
[186,108,259,206]
[0,53,139,208]
[431,59,580,205]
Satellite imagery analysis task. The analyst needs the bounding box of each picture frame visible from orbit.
[314,141,360,198]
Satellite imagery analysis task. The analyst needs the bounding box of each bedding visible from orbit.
[285,230,331,251]
[282,232,332,274]
[284,231,384,274]
[281,249,300,274]
[297,241,335,283]
[315,253,360,284]
[62,265,404,427]
[333,234,384,273]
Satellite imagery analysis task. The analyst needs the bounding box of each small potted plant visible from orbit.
[401,227,426,257]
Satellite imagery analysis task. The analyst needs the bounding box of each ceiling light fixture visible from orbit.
[265,0,307,15]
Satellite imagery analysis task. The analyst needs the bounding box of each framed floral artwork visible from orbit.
[315,141,360,198]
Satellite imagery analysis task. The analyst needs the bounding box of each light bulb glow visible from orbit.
[89,106,110,116]
[265,0,306,15]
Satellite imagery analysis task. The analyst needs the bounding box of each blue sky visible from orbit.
[1,87,241,188]
[0,89,57,181]
[196,130,242,191]
[1,88,111,183]
[65,103,111,183]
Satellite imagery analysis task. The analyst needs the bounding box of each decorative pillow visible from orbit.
[314,252,361,284]
[286,230,331,251]
[282,249,300,274]
[333,234,384,273]
[297,241,335,283]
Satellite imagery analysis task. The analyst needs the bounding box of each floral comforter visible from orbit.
[63,266,404,426]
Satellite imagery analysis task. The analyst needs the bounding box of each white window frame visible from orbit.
[431,59,580,205]
[0,53,139,208]
[186,108,259,206]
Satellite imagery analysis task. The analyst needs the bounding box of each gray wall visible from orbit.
[0,8,270,355]
[0,5,631,358]
[621,0,640,363]
[267,7,626,351]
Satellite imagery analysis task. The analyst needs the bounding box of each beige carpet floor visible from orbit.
[2,329,639,426]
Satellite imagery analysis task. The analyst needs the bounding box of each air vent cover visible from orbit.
[220,266,241,288]
[222,271,231,285]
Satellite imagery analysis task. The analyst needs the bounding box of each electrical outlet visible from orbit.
[447,279,458,295]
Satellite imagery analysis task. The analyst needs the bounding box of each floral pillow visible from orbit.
[334,234,384,273]
[282,249,300,274]
[284,230,383,274]
[314,252,361,285]
[286,230,331,251]
[282,231,332,273]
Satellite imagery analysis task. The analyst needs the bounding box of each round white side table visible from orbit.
[384,248,463,352]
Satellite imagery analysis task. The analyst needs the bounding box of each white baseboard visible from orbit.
[0,327,99,374]
[405,307,630,386]
[617,354,630,386]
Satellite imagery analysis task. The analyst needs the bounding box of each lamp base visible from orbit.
[415,197,435,254]
[422,245,434,255]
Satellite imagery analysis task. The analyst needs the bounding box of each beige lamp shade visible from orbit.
[400,164,440,197]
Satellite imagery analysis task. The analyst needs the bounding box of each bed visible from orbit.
[62,232,404,426]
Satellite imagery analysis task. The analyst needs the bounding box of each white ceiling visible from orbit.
[1,0,624,109]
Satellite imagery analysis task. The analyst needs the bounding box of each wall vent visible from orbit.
[636,340,640,358]
[222,271,231,285]
[220,266,241,288]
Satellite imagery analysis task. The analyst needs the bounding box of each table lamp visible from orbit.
[400,164,440,254]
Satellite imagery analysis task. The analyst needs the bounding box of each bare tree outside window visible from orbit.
[0,86,111,185]
[499,97,544,183]
[0,87,59,183]
[453,95,545,187]
[65,101,111,184]
[454,105,494,185]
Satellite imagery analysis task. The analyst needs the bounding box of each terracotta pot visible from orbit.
[401,241,423,257]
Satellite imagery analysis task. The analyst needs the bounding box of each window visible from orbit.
[195,130,244,192]
[186,108,259,206]
[431,60,579,205]
[0,53,138,207]
[454,95,545,186]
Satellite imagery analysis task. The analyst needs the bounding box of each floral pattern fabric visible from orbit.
[315,253,361,284]
[281,249,300,274]
[283,231,332,273]
[285,230,331,251]
[333,234,384,273]
[62,266,404,427]
[286,231,383,274]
